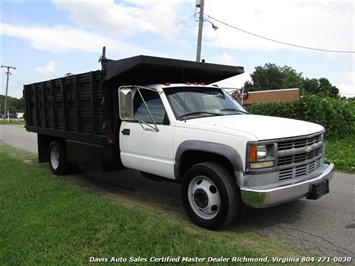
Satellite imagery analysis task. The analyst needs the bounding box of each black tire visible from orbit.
[181,162,240,230]
[49,141,70,175]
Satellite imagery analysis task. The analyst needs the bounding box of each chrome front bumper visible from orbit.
[240,163,335,208]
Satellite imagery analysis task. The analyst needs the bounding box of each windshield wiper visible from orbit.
[219,108,248,114]
[179,111,223,120]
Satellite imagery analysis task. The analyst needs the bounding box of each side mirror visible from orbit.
[118,87,134,120]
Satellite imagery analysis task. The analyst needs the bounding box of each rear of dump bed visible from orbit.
[24,70,121,171]
[25,71,106,134]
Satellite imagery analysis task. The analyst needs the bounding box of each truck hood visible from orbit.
[186,114,324,141]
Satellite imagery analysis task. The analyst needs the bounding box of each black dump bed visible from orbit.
[24,54,244,141]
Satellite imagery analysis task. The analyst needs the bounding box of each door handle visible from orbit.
[121,128,130,135]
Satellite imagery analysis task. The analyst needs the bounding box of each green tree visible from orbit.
[302,78,319,94]
[244,63,339,98]
[282,66,304,89]
[0,95,25,113]
[244,63,303,91]
[302,77,339,98]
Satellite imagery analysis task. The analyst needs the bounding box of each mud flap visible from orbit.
[307,179,329,200]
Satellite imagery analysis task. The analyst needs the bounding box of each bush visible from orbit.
[245,96,355,139]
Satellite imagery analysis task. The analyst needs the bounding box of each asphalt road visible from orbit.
[1,124,354,261]
[0,124,37,153]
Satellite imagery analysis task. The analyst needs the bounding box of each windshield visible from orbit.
[164,86,247,120]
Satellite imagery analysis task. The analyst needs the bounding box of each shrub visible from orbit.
[245,96,355,139]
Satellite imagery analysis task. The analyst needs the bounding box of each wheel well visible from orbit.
[38,134,65,163]
[179,150,235,181]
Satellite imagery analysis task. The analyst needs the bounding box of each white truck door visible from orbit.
[119,89,175,179]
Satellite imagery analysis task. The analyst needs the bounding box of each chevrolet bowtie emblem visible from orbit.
[305,146,313,153]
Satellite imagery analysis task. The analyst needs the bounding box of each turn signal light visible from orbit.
[249,145,257,162]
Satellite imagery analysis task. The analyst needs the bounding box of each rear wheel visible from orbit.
[181,162,240,230]
[49,141,70,175]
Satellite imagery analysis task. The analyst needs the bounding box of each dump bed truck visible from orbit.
[24,49,334,229]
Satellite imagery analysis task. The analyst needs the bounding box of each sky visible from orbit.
[1,0,354,99]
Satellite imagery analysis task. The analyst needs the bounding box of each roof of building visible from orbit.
[243,88,300,105]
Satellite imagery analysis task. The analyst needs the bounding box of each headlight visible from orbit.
[249,144,267,161]
[248,143,275,169]
[256,145,267,159]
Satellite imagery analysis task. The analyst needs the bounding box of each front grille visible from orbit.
[278,146,323,166]
[277,133,324,181]
[278,134,322,151]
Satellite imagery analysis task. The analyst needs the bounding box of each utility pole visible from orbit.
[196,0,205,62]
[1,65,16,120]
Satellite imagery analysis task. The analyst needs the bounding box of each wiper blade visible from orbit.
[179,111,223,120]
[219,108,248,114]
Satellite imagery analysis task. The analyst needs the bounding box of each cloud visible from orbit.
[213,53,251,88]
[5,1,351,58]
[36,61,56,76]
[338,83,355,98]
[1,22,116,54]
[52,0,184,41]
[211,52,246,87]
[1,1,188,56]
[213,51,237,65]
[338,71,355,97]
[205,1,353,54]
[344,71,355,83]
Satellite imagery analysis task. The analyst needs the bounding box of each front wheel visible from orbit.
[49,141,70,175]
[181,162,240,230]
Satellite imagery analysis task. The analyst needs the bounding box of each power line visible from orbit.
[208,15,355,54]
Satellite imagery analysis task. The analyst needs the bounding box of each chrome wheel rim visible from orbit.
[188,176,221,220]
[50,147,59,170]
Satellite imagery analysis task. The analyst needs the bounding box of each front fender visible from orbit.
[175,140,243,181]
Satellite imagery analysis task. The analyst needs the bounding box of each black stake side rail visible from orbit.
[24,71,115,145]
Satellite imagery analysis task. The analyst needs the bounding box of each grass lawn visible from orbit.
[0,143,333,266]
[0,119,25,125]
[325,136,355,173]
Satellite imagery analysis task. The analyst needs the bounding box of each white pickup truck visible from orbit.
[25,52,335,229]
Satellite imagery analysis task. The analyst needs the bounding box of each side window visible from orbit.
[133,90,169,125]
